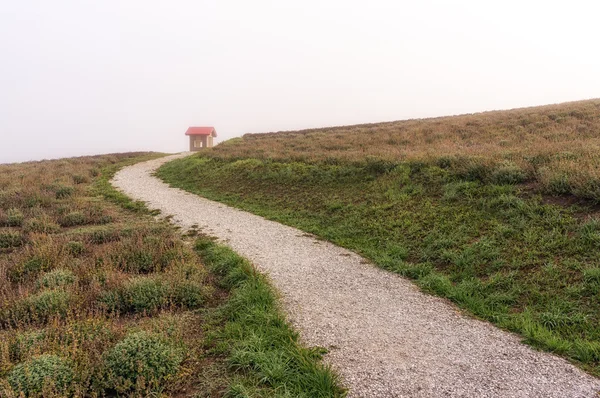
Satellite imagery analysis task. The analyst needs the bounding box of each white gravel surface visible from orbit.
[112,153,600,398]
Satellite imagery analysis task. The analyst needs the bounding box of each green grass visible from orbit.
[158,154,600,377]
[194,236,345,398]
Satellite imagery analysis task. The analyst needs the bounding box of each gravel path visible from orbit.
[113,153,600,398]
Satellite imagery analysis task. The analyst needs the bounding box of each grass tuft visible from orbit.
[35,269,77,290]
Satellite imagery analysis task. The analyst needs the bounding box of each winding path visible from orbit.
[112,153,600,398]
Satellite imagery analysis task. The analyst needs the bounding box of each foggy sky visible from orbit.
[1,0,599,163]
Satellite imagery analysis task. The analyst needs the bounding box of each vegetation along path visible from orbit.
[112,153,600,398]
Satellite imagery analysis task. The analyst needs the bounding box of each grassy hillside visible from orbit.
[0,154,343,397]
[158,99,600,377]
[212,99,600,201]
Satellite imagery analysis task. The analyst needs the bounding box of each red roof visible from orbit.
[185,127,217,137]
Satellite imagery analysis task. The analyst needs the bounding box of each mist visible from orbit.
[1,0,599,163]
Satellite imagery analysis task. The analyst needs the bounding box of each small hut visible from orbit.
[185,127,217,151]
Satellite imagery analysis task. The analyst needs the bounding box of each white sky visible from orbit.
[1,0,599,163]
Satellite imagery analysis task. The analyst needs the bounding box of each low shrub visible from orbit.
[453,159,493,182]
[103,331,184,393]
[111,234,184,273]
[539,169,571,195]
[435,156,455,169]
[491,162,528,185]
[8,290,71,325]
[120,250,155,273]
[8,354,74,396]
[24,216,60,234]
[59,211,87,227]
[170,280,205,309]
[122,277,168,313]
[66,241,85,256]
[98,214,113,224]
[99,274,207,313]
[572,178,600,202]
[20,192,53,209]
[364,156,397,175]
[9,257,49,282]
[419,165,449,185]
[5,208,24,227]
[442,181,481,202]
[55,186,74,199]
[9,330,46,361]
[30,290,71,318]
[85,205,113,225]
[158,248,188,269]
[72,174,89,185]
[0,231,24,249]
[90,227,120,244]
[36,269,77,290]
[97,290,124,314]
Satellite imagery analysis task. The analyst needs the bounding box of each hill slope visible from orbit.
[158,99,600,378]
[214,98,600,201]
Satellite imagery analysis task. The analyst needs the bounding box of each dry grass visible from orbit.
[0,153,219,397]
[0,153,344,397]
[210,99,600,200]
